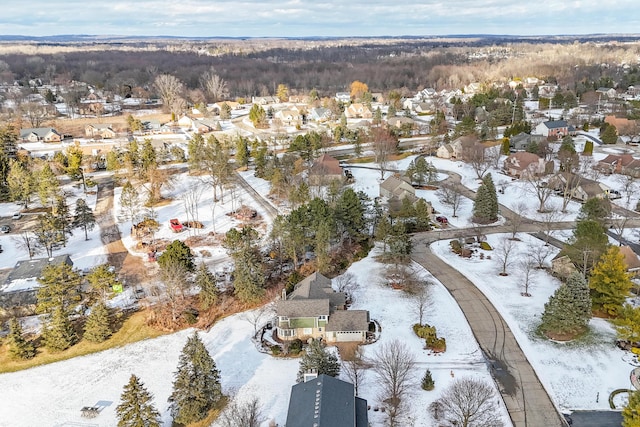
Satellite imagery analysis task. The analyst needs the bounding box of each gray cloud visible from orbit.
[2,0,639,37]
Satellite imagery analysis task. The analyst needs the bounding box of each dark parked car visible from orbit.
[436,216,448,224]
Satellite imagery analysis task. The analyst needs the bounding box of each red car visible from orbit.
[169,218,184,232]
[436,216,448,224]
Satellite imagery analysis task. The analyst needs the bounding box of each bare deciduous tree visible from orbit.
[617,174,637,209]
[182,183,205,236]
[340,343,369,397]
[527,242,554,270]
[373,339,416,427]
[154,74,184,114]
[519,257,536,297]
[333,272,359,301]
[12,231,40,259]
[370,125,398,180]
[609,214,629,243]
[524,173,554,213]
[538,203,562,245]
[508,201,528,240]
[200,67,229,103]
[466,145,493,180]
[436,376,504,427]
[218,396,265,427]
[494,238,516,276]
[437,181,465,217]
[242,303,275,336]
[411,281,433,325]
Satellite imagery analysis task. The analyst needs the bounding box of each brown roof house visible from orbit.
[595,154,635,175]
[550,254,578,280]
[309,154,344,186]
[85,124,116,139]
[344,103,373,119]
[19,127,62,143]
[379,174,433,216]
[502,152,552,179]
[550,172,610,202]
[276,272,370,344]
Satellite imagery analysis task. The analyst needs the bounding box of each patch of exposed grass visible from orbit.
[0,310,168,374]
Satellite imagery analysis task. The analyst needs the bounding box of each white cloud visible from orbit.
[2,0,639,37]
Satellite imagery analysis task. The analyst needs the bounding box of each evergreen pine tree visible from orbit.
[43,307,78,352]
[83,302,112,343]
[169,332,222,424]
[623,390,640,427]
[472,173,498,224]
[296,339,340,382]
[116,374,161,427]
[589,246,633,317]
[73,198,96,241]
[539,273,592,338]
[421,368,435,391]
[195,262,218,309]
[7,318,36,360]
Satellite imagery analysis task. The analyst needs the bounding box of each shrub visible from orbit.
[182,309,199,325]
[480,241,493,250]
[449,240,462,254]
[414,323,446,352]
[421,369,435,391]
[289,339,303,355]
[271,345,281,355]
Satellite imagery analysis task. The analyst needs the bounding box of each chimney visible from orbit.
[281,288,287,300]
[303,369,318,382]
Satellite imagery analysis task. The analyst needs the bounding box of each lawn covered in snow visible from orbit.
[431,233,634,411]
[0,245,510,427]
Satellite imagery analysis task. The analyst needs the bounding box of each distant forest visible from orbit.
[1,35,640,99]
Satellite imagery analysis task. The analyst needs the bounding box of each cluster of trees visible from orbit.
[296,338,502,426]
[6,262,119,357]
[116,332,224,426]
[538,199,635,340]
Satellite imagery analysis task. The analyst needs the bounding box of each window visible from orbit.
[303,328,313,335]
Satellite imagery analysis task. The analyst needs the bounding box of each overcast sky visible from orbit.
[3,1,639,38]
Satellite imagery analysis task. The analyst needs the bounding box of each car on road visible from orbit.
[12,212,22,220]
[436,216,448,224]
[1,225,11,233]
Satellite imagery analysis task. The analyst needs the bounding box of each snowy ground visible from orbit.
[0,180,107,273]
[431,233,635,412]
[0,244,510,427]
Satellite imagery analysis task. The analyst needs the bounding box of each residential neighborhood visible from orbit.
[2,30,640,427]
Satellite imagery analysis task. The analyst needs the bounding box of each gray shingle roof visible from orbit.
[285,374,368,427]
[325,310,369,332]
[276,299,330,318]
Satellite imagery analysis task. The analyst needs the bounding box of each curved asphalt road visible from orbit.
[411,234,567,427]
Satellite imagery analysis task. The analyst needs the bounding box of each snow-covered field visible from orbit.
[431,233,634,411]
[0,244,510,427]
[1,147,637,425]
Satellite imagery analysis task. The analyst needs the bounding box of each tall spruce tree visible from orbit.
[116,374,161,427]
[36,262,82,314]
[195,262,218,309]
[73,198,96,240]
[296,338,340,382]
[539,273,592,338]
[83,302,112,343]
[589,246,633,317]
[43,307,78,352]
[169,332,222,424]
[7,318,36,360]
[564,219,609,276]
[472,173,498,224]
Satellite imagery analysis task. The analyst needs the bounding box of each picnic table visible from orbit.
[81,406,100,418]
